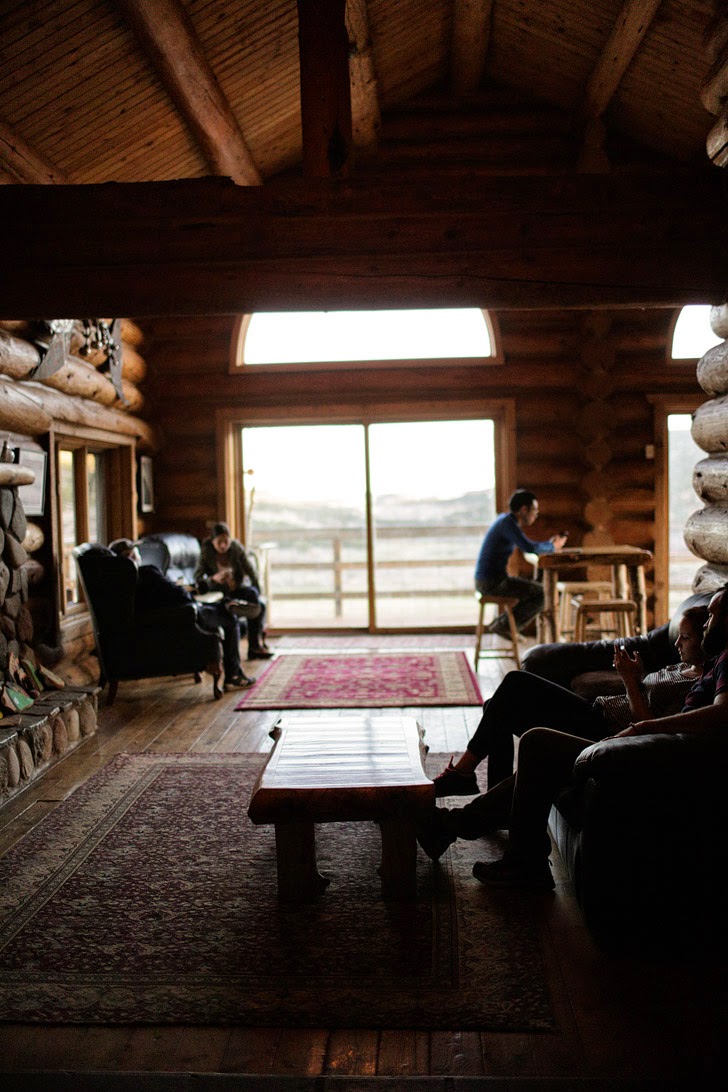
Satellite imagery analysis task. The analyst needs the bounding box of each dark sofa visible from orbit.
[522,592,727,952]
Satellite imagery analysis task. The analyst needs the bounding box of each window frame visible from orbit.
[52,424,137,618]
[228,309,504,373]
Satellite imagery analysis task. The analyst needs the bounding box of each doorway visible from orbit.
[239,418,498,630]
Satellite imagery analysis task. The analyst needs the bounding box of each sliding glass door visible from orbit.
[240,418,497,630]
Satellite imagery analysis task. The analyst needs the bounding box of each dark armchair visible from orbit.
[74,543,223,704]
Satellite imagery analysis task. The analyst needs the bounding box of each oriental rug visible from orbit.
[236,651,483,710]
[0,752,553,1030]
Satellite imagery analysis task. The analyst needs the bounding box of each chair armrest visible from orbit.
[136,603,199,629]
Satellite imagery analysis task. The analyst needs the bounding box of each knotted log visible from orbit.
[693,455,728,503]
[694,562,728,595]
[0,378,52,435]
[0,465,34,487]
[691,395,728,455]
[710,304,728,339]
[697,340,728,398]
[683,504,728,566]
[21,382,157,449]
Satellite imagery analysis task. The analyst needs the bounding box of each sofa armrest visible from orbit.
[572,730,727,787]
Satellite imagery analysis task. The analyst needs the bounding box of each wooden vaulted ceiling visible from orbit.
[0,0,726,317]
[0,0,722,186]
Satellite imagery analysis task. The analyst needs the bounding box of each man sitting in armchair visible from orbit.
[109,538,255,691]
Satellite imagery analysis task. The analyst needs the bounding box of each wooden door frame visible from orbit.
[648,394,702,626]
[215,399,516,631]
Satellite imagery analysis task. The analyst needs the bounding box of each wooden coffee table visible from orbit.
[247,714,434,902]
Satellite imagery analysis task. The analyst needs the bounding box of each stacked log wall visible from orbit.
[0,320,153,686]
[143,308,701,628]
[685,304,728,595]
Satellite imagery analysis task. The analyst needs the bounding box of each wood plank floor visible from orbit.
[0,637,726,1081]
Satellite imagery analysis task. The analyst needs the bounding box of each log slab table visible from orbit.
[247,714,434,902]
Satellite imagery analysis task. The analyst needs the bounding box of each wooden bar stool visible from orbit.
[474,593,521,671]
[558,580,614,639]
[573,599,637,642]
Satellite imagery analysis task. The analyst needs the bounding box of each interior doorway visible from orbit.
[239,418,498,630]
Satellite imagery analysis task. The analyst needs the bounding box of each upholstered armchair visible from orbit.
[74,544,223,704]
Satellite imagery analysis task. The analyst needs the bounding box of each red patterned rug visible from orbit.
[0,752,552,1028]
[236,651,482,710]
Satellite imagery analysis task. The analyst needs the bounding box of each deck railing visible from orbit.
[253,523,486,621]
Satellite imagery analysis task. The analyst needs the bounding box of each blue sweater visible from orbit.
[474,512,555,585]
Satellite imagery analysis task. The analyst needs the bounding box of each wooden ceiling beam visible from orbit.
[451,0,494,98]
[346,0,381,154]
[582,0,664,119]
[0,118,69,184]
[702,15,728,115]
[0,172,724,316]
[113,0,262,186]
[297,0,352,177]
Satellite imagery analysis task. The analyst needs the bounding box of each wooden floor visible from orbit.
[0,636,725,1082]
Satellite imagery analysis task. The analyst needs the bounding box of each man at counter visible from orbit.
[474,488,567,637]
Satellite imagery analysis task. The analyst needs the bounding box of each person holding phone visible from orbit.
[474,488,567,639]
[431,604,709,798]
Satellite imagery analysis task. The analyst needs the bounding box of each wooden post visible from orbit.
[297,0,352,178]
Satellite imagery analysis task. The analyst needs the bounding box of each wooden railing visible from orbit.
[253,523,485,617]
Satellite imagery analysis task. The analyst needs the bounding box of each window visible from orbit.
[234,408,513,632]
[233,308,501,368]
[671,305,722,359]
[55,433,135,610]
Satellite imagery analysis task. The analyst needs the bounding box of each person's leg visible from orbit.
[417,775,516,860]
[471,727,592,889]
[200,605,251,687]
[232,587,271,656]
[482,575,544,634]
[507,727,592,860]
[436,671,604,795]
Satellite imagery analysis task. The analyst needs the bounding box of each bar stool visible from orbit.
[573,599,637,642]
[558,580,614,639]
[474,593,521,671]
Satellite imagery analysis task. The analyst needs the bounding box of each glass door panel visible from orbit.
[368,420,496,627]
[241,425,368,628]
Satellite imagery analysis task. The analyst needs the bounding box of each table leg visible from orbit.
[379,818,417,900]
[274,821,330,902]
[540,570,558,643]
[635,564,647,634]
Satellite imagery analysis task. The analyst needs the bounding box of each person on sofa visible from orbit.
[194,522,272,661]
[432,603,709,798]
[418,586,728,891]
[475,488,567,638]
[109,538,255,691]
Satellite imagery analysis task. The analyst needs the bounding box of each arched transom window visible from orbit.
[234,307,500,367]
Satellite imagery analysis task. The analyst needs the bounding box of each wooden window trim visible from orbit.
[648,394,702,626]
[215,399,516,543]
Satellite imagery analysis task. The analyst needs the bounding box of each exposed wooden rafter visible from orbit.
[113,0,262,186]
[451,0,494,98]
[1,171,724,316]
[0,118,69,184]
[346,0,381,153]
[582,0,664,119]
[702,4,728,165]
[297,0,352,178]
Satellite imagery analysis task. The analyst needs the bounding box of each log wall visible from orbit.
[685,304,728,596]
[142,307,701,628]
[0,320,153,684]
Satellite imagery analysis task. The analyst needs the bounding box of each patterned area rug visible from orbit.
[0,752,553,1029]
[236,651,483,709]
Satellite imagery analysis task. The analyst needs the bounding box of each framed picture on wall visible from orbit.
[139,455,154,514]
[13,448,47,516]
